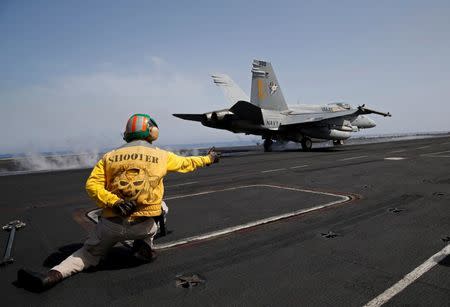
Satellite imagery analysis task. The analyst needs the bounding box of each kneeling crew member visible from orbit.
[18,113,220,291]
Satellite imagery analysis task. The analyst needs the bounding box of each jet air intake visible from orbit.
[335,125,359,132]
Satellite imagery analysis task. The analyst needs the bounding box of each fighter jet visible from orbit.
[174,60,391,152]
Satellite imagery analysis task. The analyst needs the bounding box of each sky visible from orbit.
[1,0,449,154]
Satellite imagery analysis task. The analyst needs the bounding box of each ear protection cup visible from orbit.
[148,126,159,141]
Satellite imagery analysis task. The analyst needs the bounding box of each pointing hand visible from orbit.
[208,147,221,164]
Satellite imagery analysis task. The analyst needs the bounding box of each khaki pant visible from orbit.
[52,217,157,278]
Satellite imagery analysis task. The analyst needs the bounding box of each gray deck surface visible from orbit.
[1,137,449,306]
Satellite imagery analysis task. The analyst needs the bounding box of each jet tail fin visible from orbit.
[211,74,250,104]
[250,60,289,111]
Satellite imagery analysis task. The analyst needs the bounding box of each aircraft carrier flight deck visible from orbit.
[1,136,449,306]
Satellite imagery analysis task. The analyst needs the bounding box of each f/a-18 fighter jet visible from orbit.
[174,59,391,152]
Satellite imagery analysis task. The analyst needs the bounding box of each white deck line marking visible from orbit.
[423,155,450,158]
[0,168,91,177]
[154,184,350,250]
[165,184,349,201]
[290,165,309,169]
[338,155,368,161]
[416,145,430,149]
[86,209,102,223]
[384,157,405,161]
[421,150,450,157]
[442,141,450,145]
[261,168,286,173]
[364,244,450,307]
[85,185,351,250]
[389,149,406,153]
[166,181,198,188]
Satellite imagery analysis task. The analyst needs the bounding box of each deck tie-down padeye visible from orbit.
[388,208,405,213]
[321,231,339,239]
[175,274,205,288]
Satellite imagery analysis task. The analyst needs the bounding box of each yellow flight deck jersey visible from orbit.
[85,140,212,218]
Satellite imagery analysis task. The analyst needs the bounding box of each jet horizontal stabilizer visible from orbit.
[229,100,264,124]
[172,113,205,122]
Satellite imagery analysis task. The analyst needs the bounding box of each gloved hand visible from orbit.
[208,147,221,164]
[114,199,138,216]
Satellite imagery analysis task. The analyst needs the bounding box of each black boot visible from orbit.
[133,239,157,262]
[18,268,63,291]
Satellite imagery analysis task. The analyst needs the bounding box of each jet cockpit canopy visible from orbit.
[332,102,352,110]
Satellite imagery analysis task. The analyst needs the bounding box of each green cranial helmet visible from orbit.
[123,114,158,142]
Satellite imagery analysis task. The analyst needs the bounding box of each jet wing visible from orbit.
[173,114,205,122]
[281,106,391,128]
[281,109,357,127]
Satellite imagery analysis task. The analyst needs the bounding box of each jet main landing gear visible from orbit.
[301,137,312,151]
[263,139,273,152]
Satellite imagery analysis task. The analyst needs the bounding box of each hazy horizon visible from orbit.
[2,131,449,158]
